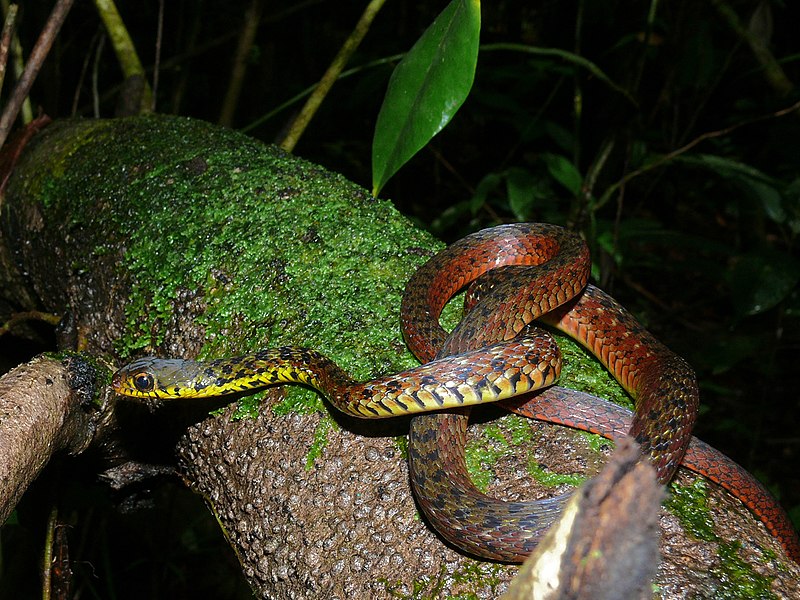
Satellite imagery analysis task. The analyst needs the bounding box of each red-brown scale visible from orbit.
[401,222,800,563]
[508,386,800,562]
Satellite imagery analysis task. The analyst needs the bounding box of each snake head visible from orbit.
[111,358,162,398]
[111,356,224,400]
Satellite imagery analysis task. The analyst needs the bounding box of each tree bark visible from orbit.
[1,115,797,598]
[502,437,662,600]
[0,354,105,523]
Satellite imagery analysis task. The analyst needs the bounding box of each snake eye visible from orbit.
[133,372,155,392]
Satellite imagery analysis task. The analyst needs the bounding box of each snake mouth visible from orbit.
[110,370,122,393]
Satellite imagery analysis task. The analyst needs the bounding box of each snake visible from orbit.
[111,222,800,563]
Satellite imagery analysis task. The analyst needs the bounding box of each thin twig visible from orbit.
[0,0,75,149]
[152,0,164,112]
[92,0,153,113]
[0,310,61,337]
[1,0,32,123]
[595,98,800,211]
[0,4,18,95]
[42,505,57,600]
[280,0,388,152]
[70,28,102,115]
[219,0,264,127]
[92,33,106,118]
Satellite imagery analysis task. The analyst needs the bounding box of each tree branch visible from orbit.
[0,355,105,523]
[0,0,75,148]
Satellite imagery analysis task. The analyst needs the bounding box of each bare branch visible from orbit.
[279,0,388,152]
[0,3,18,95]
[0,356,103,523]
[0,0,75,149]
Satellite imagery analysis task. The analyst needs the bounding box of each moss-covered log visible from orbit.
[1,115,796,598]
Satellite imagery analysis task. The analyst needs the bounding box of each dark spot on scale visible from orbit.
[481,514,503,529]
[432,497,447,510]
[411,394,427,410]
[363,405,381,417]
[387,397,406,412]
[446,387,461,405]
[419,374,437,386]
[384,380,402,392]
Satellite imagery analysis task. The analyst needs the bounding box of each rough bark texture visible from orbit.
[1,115,798,598]
[502,437,662,600]
[0,354,106,523]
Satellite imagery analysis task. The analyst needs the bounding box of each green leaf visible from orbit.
[470,172,502,214]
[677,154,787,224]
[729,249,800,317]
[541,152,582,196]
[371,0,480,196]
[506,167,537,220]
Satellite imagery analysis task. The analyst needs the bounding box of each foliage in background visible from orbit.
[3,0,800,596]
[370,4,800,539]
[370,3,800,496]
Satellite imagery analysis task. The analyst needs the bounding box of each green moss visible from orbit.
[448,560,505,598]
[229,393,267,420]
[45,351,109,408]
[464,416,544,492]
[380,560,504,600]
[580,429,614,453]
[15,115,438,413]
[708,543,777,599]
[304,416,334,470]
[379,565,448,599]
[464,412,592,492]
[526,461,587,488]
[555,331,633,410]
[460,329,624,495]
[465,422,512,492]
[664,479,778,598]
[666,479,718,542]
[394,433,409,460]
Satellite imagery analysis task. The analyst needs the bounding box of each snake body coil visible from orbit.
[112,222,800,563]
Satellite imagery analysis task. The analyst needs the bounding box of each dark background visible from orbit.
[2,1,799,597]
